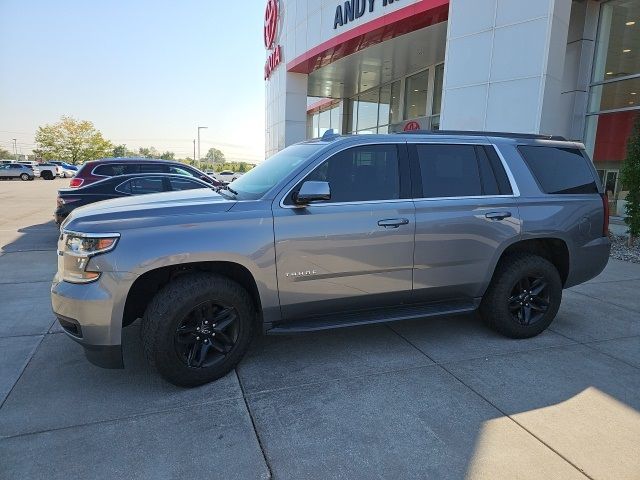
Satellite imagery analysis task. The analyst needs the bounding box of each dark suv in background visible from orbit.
[69,158,220,188]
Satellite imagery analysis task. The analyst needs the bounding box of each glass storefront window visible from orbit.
[307,115,314,138]
[357,89,379,131]
[390,81,401,125]
[378,81,401,128]
[350,98,358,133]
[404,70,429,120]
[588,77,640,112]
[379,84,391,127]
[320,63,442,138]
[592,0,640,83]
[330,106,341,134]
[318,109,331,137]
[585,0,640,217]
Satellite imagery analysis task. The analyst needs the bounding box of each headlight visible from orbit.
[59,231,120,283]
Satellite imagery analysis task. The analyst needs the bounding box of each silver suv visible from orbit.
[51,131,611,386]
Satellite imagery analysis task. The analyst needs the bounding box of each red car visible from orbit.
[69,158,221,188]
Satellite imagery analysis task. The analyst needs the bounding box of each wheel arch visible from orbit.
[484,237,570,294]
[123,261,263,328]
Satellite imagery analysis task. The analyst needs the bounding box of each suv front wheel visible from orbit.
[480,253,562,338]
[141,273,256,387]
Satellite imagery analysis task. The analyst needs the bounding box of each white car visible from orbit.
[34,163,61,180]
[50,161,78,178]
[216,170,242,184]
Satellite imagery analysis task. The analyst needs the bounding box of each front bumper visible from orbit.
[51,271,136,369]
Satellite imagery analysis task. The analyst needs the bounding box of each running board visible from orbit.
[266,300,478,335]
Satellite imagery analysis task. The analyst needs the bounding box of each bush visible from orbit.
[621,116,640,241]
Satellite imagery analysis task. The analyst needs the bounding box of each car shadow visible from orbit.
[1,220,59,253]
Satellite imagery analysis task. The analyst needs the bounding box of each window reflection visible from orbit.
[404,70,429,120]
[357,89,379,130]
[592,0,640,82]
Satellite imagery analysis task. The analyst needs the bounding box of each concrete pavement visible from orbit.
[1,179,639,479]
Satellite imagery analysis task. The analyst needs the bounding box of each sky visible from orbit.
[0,0,266,164]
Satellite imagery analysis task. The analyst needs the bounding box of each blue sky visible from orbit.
[0,0,266,163]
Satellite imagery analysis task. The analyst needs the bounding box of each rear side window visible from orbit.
[169,177,206,191]
[139,164,167,173]
[518,146,598,194]
[122,177,166,195]
[93,164,139,176]
[416,145,481,198]
[168,166,195,177]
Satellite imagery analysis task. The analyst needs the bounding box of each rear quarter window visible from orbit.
[518,146,599,195]
[93,164,139,176]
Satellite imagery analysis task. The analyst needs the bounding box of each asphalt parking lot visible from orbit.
[1,179,639,479]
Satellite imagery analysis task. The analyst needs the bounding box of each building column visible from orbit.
[265,68,308,158]
[441,0,573,135]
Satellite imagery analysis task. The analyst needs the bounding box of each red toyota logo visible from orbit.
[264,0,278,50]
[404,121,421,132]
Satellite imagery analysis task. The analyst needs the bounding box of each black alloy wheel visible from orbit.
[480,253,562,338]
[508,276,550,326]
[174,301,239,368]
[141,272,256,387]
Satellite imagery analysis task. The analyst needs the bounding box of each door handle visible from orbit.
[378,218,409,228]
[485,211,512,221]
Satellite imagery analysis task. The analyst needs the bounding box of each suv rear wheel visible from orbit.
[20,173,30,181]
[141,273,256,387]
[480,253,562,338]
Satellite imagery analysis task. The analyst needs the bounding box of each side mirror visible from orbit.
[294,181,331,205]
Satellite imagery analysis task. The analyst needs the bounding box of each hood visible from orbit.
[63,189,236,233]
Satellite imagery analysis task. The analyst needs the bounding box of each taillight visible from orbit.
[69,178,84,188]
[602,193,610,237]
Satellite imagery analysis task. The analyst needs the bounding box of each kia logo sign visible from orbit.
[404,121,421,132]
[264,0,278,50]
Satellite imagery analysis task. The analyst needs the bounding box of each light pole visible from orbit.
[193,139,196,165]
[12,139,17,160]
[197,126,208,163]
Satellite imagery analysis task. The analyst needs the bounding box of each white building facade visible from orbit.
[265,0,640,215]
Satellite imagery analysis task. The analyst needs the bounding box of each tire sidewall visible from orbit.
[483,255,562,338]
[20,173,29,181]
[147,275,255,386]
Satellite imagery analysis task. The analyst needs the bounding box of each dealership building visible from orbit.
[264,0,639,214]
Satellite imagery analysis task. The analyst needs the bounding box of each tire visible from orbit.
[41,171,54,180]
[480,253,562,339]
[20,173,30,181]
[141,272,256,387]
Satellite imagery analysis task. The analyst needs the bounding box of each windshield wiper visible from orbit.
[216,185,238,198]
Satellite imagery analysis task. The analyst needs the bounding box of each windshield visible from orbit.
[230,144,323,199]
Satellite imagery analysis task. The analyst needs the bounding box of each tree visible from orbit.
[0,147,12,159]
[204,147,225,164]
[34,116,113,164]
[138,147,160,158]
[112,145,127,157]
[160,151,175,160]
[621,116,640,245]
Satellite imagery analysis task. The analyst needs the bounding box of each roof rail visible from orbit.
[399,130,567,141]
